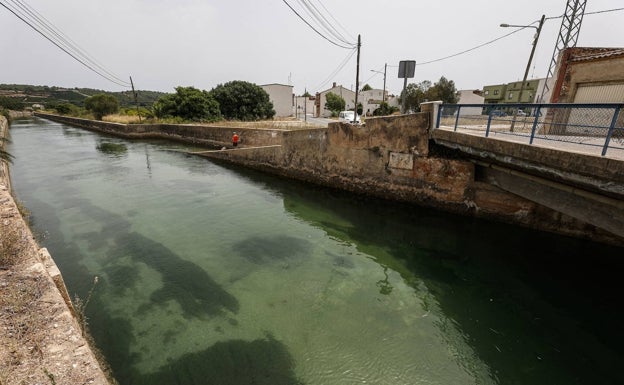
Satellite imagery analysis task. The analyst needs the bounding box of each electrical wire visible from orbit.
[415,7,623,68]
[312,48,357,91]
[282,0,355,49]
[418,27,527,66]
[297,0,352,46]
[0,0,130,87]
[314,0,355,42]
[9,0,130,86]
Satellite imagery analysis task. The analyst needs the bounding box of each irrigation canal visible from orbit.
[7,116,624,385]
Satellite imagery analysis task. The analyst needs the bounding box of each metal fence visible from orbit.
[436,103,624,157]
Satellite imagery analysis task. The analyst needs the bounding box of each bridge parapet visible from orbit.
[435,103,624,158]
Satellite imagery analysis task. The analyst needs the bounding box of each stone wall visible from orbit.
[203,114,480,213]
[34,113,283,148]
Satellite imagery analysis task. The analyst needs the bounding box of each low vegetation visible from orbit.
[84,94,119,120]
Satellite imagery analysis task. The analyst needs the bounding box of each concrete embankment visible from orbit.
[34,112,283,148]
[34,112,621,245]
[0,115,112,384]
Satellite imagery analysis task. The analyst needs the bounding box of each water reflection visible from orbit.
[271,175,624,385]
[96,140,128,157]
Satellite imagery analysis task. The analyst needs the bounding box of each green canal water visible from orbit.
[7,117,624,385]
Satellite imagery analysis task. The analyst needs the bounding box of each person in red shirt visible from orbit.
[232,132,239,147]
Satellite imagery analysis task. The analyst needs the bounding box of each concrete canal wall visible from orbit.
[0,115,112,384]
[34,112,283,148]
[199,113,614,243]
[34,112,619,244]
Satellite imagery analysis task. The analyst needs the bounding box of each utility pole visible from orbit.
[382,63,387,103]
[353,34,361,118]
[517,14,545,105]
[304,88,307,122]
[129,76,141,123]
[500,14,545,131]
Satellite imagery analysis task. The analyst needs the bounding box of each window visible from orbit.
[484,90,490,96]
[493,90,499,96]
[508,92,513,100]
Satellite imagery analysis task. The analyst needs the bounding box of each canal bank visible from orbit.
[35,112,622,245]
[0,116,112,384]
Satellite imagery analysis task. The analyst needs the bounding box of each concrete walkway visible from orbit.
[436,125,624,161]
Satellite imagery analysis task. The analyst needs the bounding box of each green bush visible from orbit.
[324,92,345,115]
[210,81,275,121]
[0,96,23,111]
[85,94,119,120]
[153,86,221,122]
[373,102,399,117]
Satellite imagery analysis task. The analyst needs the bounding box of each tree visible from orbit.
[400,81,429,113]
[152,86,221,122]
[210,81,275,121]
[356,102,363,116]
[373,102,399,116]
[399,77,458,112]
[0,96,23,111]
[51,103,78,115]
[84,94,119,120]
[428,76,459,104]
[324,92,345,115]
[361,84,373,91]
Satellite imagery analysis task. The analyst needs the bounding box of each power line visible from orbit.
[418,27,527,66]
[9,0,129,86]
[416,7,624,68]
[281,0,355,49]
[297,0,352,46]
[312,48,357,91]
[314,0,355,42]
[0,0,130,87]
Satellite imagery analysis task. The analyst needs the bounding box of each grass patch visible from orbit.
[102,114,142,124]
[0,225,22,268]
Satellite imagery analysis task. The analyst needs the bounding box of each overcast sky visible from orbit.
[1,0,622,96]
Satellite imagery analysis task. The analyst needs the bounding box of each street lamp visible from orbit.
[500,15,545,106]
[370,63,387,102]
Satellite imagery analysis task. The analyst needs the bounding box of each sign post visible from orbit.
[398,60,416,113]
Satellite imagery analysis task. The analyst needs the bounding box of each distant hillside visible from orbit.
[0,84,168,108]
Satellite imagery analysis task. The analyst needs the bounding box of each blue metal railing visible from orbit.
[435,103,624,157]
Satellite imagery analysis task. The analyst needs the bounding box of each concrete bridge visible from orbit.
[429,102,624,240]
[431,127,624,239]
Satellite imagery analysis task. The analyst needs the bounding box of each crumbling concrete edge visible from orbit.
[1,115,113,384]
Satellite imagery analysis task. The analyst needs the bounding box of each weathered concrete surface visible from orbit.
[432,128,624,197]
[0,116,112,385]
[198,114,622,245]
[431,127,624,243]
[33,112,623,245]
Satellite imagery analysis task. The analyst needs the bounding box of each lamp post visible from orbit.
[500,14,545,105]
[370,63,387,102]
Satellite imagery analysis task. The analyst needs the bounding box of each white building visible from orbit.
[260,84,294,118]
[359,89,386,116]
[315,83,356,118]
[456,90,484,116]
